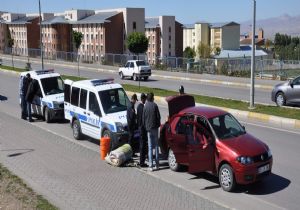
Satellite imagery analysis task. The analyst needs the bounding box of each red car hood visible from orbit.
[220,133,268,156]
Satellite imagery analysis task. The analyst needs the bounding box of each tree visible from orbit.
[197,42,212,59]
[7,30,14,69]
[214,47,221,56]
[72,30,83,77]
[183,47,196,59]
[264,39,273,50]
[127,32,148,59]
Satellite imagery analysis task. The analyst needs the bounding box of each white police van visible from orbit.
[19,69,64,122]
[64,78,130,148]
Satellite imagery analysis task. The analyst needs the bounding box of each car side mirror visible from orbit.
[242,125,246,131]
[290,82,294,88]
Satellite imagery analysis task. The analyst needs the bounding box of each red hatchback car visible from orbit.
[160,95,273,192]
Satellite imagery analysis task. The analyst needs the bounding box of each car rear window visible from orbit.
[136,61,147,66]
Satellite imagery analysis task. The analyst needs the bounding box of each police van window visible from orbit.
[98,88,129,114]
[89,92,101,116]
[79,89,87,109]
[71,87,80,106]
[130,62,134,68]
[125,62,130,68]
[64,84,70,103]
[40,76,64,95]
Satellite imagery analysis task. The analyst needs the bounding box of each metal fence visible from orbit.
[2,47,300,79]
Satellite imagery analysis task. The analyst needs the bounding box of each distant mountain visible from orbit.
[240,14,300,40]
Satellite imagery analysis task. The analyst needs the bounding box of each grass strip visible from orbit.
[1,64,300,120]
[0,163,58,210]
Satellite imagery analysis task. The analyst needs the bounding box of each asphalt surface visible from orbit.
[0,55,280,105]
[1,71,300,209]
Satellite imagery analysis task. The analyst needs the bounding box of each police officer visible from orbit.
[179,85,185,95]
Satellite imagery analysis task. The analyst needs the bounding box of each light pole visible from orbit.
[39,0,44,70]
[250,0,256,109]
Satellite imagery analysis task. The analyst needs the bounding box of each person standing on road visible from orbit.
[137,93,147,167]
[20,73,30,120]
[143,92,161,171]
[25,77,38,122]
[127,94,138,153]
[179,85,185,95]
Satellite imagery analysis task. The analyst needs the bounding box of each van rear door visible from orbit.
[64,79,73,121]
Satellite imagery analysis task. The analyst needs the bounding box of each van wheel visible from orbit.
[119,72,124,80]
[133,74,138,81]
[73,120,83,140]
[144,76,148,81]
[44,107,51,123]
[168,148,181,172]
[219,164,236,192]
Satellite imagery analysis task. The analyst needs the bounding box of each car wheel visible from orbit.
[133,74,139,81]
[168,148,181,172]
[119,71,124,80]
[144,76,149,81]
[276,92,286,107]
[73,120,83,140]
[44,107,51,123]
[219,164,236,192]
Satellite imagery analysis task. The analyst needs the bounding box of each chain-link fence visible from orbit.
[2,47,300,79]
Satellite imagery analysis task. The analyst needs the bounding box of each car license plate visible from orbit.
[258,164,270,174]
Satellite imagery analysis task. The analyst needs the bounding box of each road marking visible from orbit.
[241,120,300,135]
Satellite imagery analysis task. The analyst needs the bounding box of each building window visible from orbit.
[169,44,171,49]
[169,52,171,56]
[133,22,136,31]
[169,36,171,41]
[169,27,171,33]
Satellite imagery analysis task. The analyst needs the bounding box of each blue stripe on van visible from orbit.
[70,111,87,121]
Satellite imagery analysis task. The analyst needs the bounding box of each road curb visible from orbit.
[128,91,300,130]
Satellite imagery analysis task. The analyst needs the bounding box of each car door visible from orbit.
[64,79,73,121]
[123,62,130,76]
[129,62,135,77]
[85,91,102,139]
[31,79,43,116]
[188,116,215,174]
[167,114,194,164]
[77,88,88,134]
[287,76,300,104]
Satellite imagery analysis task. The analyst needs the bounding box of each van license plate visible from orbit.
[258,164,270,174]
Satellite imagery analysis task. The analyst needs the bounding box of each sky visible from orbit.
[1,0,300,24]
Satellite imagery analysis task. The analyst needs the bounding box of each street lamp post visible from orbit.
[250,0,256,109]
[39,0,44,70]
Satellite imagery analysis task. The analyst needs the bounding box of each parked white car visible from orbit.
[64,78,130,149]
[19,69,65,123]
[118,60,151,81]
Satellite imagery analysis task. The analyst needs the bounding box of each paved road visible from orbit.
[1,55,280,105]
[1,71,300,209]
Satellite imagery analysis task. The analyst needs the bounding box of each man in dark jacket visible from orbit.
[143,92,161,171]
[127,94,137,152]
[136,93,147,167]
[25,78,38,122]
[20,73,30,120]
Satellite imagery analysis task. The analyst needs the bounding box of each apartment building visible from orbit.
[210,22,240,50]
[183,22,210,50]
[41,15,72,58]
[0,13,7,53]
[145,16,183,64]
[2,13,40,56]
[68,8,144,61]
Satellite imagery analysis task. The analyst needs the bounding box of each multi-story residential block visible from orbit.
[145,16,183,64]
[41,15,72,58]
[68,8,144,61]
[183,22,210,50]
[0,12,7,53]
[210,22,240,50]
[2,13,40,56]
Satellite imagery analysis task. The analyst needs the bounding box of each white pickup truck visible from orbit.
[118,60,151,81]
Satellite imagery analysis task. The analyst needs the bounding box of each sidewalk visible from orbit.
[0,53,279,90]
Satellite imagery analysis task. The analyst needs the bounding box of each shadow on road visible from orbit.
[0,95,8,101]
[243,173,290,195]
[189,172,290,194]
[0,149,35,157]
